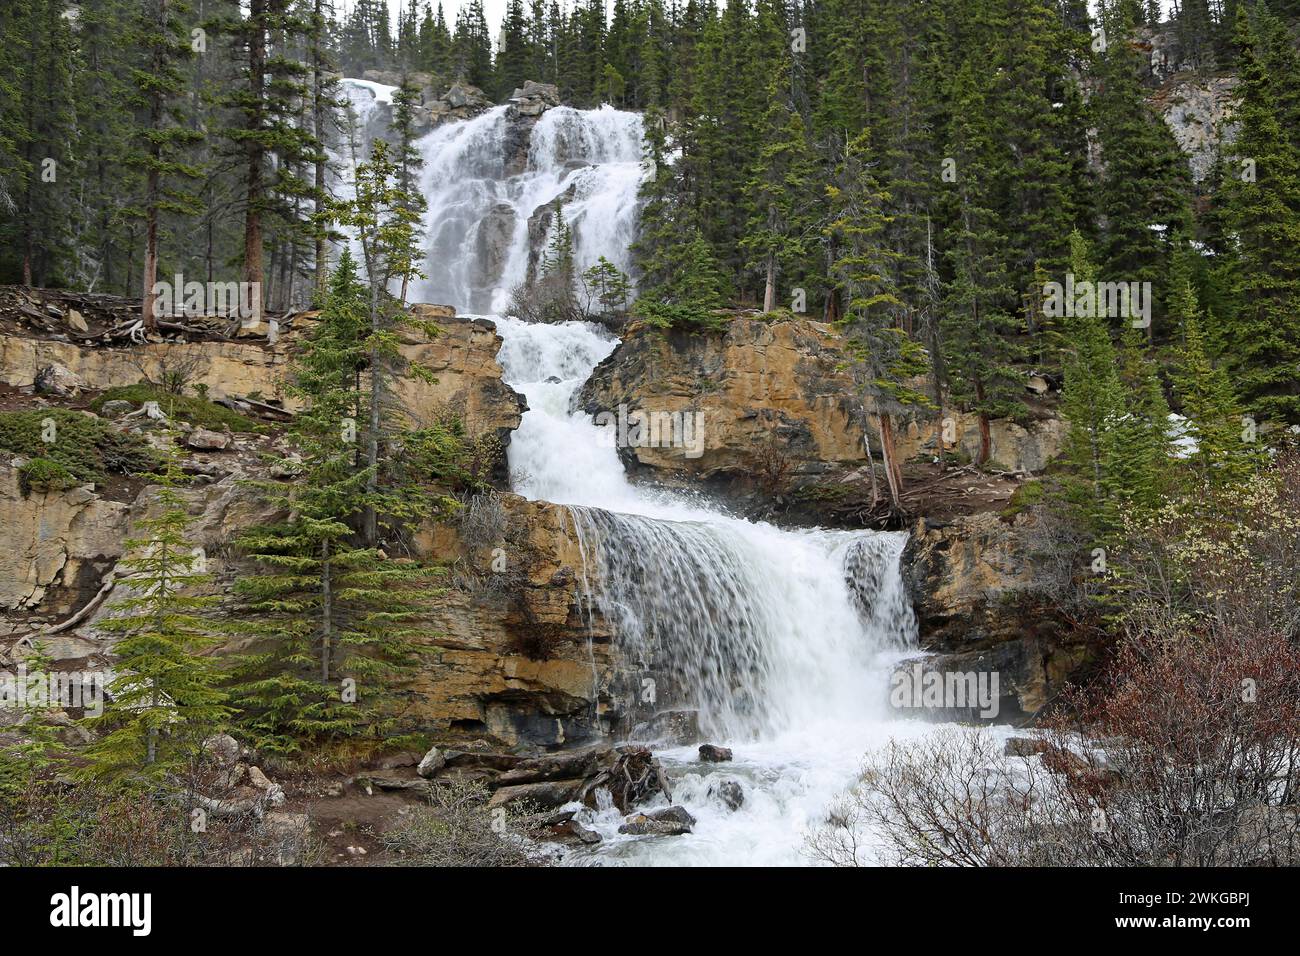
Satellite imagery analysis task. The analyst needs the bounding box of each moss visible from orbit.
[0,408,155,485]
[1002,479,1045,518]
[17,457,79,495]
[90,384,262,433]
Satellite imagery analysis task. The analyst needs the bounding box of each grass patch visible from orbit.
[1001,479,1045,518]
[0,408,155,486]
[17,457,78,495]
[91,384,263,433]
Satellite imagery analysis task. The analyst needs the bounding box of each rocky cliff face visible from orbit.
[578,315,1063,506]
[0,301,609,749]
[901,513,1091,719]
[578,315,867,489]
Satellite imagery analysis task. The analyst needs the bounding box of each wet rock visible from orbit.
[708,777,745,811]
[629,709,700,746]
[648,805,696,827]
[698,743,732,763]
[185,427,231,451]
[619,813,692,837]
[567,820,602,844]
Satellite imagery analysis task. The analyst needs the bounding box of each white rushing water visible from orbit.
[412,104,644,313]
[415,101,931,865]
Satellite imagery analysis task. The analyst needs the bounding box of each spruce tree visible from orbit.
[82,446,231,779]
[1217,6,1300,425]
[131,0,205,330]
[939,62,1025,465]
[1169,278,1257,488]
[230,252,436,755]
[1057,231,1127,533]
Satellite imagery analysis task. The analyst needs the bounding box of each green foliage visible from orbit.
[91,384,263,433]
[80,446,231,781]
[226,252,443,756]
[1215,6,1300,425]
[0,408,155,485]
[17,457,77,495]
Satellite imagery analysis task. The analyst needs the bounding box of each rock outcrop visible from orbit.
[577,316,1066,511]
[0,462,130,618]
[901,512,1091,719]
[578,315,868,489]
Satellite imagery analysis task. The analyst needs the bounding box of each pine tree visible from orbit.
[1106,329,1174,516]
[740,51,819,313]
[82,446,231,779]
[1092,9,1194,339]
[132,0,204,330]
[229,253,436,755]
[1,0,78,287]
[1057,231,1127,532]
[940,61,1025,465]
[331,139,429,545]
[1217,6,1300,425]
[827,129,932,507]
[1169,278,1256,487]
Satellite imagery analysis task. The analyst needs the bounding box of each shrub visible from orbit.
[0,408,155,485]
[17,457,78,495]
[90,384,262,433]
[380,778,547,866]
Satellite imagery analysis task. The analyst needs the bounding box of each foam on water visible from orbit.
[420,105,928,865]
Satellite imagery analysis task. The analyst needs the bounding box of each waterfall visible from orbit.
[489,316,916,744]
[411,105,644,313]
[410,102,922,864]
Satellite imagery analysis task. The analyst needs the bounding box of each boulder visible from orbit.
[184,427,231,451]
[202,733,241,770]
[64,309,88,333]
[618,813,692,837]
[444,81,490,110]
[698,743,733,763]
[707,777,745,811]
[647,805,696,827]
[416,745,446,779]
[34,362,86,397]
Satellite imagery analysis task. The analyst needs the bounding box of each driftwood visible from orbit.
[580,746,672,813]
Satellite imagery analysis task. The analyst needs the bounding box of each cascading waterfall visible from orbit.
[411,105,644,313]
[410,100,925,865]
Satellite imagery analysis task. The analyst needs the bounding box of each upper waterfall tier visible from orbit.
[412,104,645,314]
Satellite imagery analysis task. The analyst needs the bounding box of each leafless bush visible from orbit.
[129,348,210,395]
[750,432,794,494]
[458,490,507,552]
[380,778,548,866]
[804,728,1085,867]
[1018,501,1107,617]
